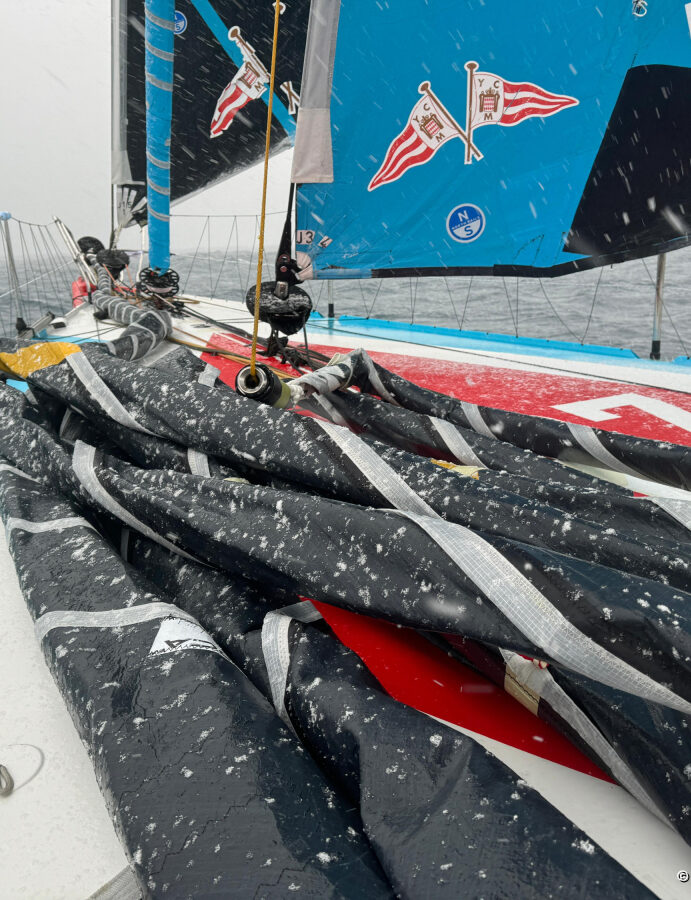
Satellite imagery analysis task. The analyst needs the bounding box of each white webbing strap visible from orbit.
[567,423,642,478]
[197,362,219,388]
[35,601,195,644]
[314,420,691,715]
[72,441,201,563]
[429,416,485,468]
[185,364,218,475]
[6,516,95,536]
[187,448,211,478]
[650,496,691,532]
[499,650,670,826]
[315,419,433,515]
[87,865,141,900]
[261,600,323,724]
[0,463,39,483]
[66,352,155,436]
[460,401,495,439]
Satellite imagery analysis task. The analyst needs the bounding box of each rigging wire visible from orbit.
[250,0,283,378]
[537,278,581,341]
[210,217,238,300]
[181,217,210,294]
[502,277,518,335]
[580,265,605,344]
[640,257,689,357]
[459,276,474,331]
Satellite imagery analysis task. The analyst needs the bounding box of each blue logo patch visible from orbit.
[174,10,187,34]
[446,204,485,243]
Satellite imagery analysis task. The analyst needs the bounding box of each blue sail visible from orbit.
[292,1,691,279]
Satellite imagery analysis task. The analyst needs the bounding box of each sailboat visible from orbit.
[1,0,691,897]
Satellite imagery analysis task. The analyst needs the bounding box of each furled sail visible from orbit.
[292,1,691,279]
[112,0,310,229]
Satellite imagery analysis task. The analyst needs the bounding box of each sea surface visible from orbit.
[1,218,689,361]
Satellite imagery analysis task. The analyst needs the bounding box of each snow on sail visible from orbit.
[292,0,691,278]
[112,0,310,228]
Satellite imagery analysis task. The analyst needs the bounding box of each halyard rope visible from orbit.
[250,1,283,378]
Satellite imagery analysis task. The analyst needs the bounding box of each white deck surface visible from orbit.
[0,531,128,899]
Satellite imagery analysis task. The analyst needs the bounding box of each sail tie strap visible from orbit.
[566,423,642,477]
[72,441,203,564]
[65,352,156,436]
[35,602,198,645]
[429,416,485,468]
[5,516,95,537]
[261,600,323,725]
[250,0,283,377]
[85,865,140,900]
[312,418,691,715]
[499,650,669,825]
[460,401,496,439]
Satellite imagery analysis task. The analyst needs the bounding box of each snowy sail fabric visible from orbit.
[112,0,310,227]
[293,0,691,278]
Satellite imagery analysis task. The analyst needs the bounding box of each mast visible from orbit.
[650,252,667,361]
[144,0,175,272]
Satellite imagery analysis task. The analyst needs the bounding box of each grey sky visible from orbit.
[0,0,290,244]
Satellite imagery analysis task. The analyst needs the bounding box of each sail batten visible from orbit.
[294,1,691,280]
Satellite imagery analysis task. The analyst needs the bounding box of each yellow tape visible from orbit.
[431,459,481,480]
[0,342,81,378]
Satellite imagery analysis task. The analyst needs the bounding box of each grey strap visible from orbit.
[500,651,669,825]
[316,419,691,714]
[314,419,433,516]
[185,364,219,475]
[187,448,211,478]
[313,394,349,427]
[399,510,691,715]
[650,496,691,532]
[58,408,73,439]
[261,601,323,724]
[145,39,174,62]
[0,463,39,483]
[197,362,219,388]
[6,516,95,536]
[73,442,201,563]
[35,601,193,644]
[360,352,399,405]
[145,72,173,92]
[567,423,641,477]
[87,865,141,900]
[429,416,485,467]
[460,401,496,439]
[144,8,174,30]
[66,353,155,436]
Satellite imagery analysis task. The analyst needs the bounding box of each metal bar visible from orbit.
[650,252,667,360]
